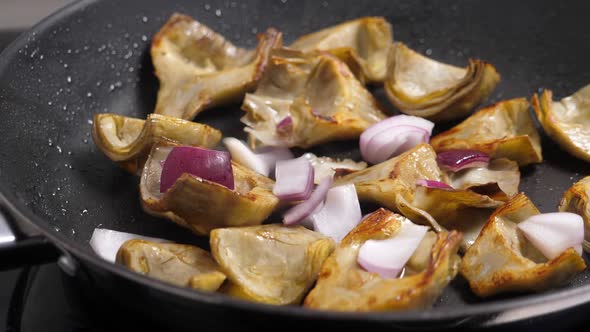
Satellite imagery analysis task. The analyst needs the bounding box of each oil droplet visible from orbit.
[204,4,211,10]
[66,76,72,83]
[426,48,433,56]
[87,92,92,98]
[142,16,148,23]
[215,9,222,17]
[56,146,62,154]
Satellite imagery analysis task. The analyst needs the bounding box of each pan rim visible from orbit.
[1,0,589,324]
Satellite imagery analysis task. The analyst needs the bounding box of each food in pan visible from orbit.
[430,98,543,166]
[532,84,590,162]
[117,239,227,292]
[461,194,585,297]
[140,144,279,235]
[559,176,590,253]
[89,13,588,312]
[384,42,500,122]
[304,209,462,311]
[289,17,392,83]
[240,48,387,148]
[92,113,221,174]
[210,224,334,305]
[151,14,282,120]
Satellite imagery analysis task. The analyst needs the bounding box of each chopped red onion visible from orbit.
[273,156,314,201]
[358,221,429,278]
[309,184,362,242]
[255,146,294,178]
[276,116,293,136]
[362,125,429,164]
[416,179,453,189]
[160,146,234,193]
[518,212,584,259]
[90,228,168,263]
[360,115,434,163]
[283,176,333,225]
[223,137,270,176]
[436,150,490,172]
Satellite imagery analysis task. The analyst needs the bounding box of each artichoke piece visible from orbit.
[92,113,221,174]
[430,98,543,166]
[116,239,226,292]
[289,17,393,83]
[461,193,586,297]
[151,13,282,120]
[559,176,590,253]
[384,42,500,122]
[210,224,335,305]
[241,48,387,149]
[303,153,367,184]
[446,158,520,201]
[532,85,590,162]
[304,208,462,311]
[140,144,279,235]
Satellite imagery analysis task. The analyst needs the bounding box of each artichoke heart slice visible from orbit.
[559,176,590,253]
[151,13,282,120]
[446,158,520,202]
[289,17,393,83]
[384,42,500,122]
[140,144,279,235]
[241,48,387,149]
[461,193,586,297]
[210,224,335,305]
[431,98,542,166]
[532,85,590,162]
[304,208,462,311]
[92,113,221,174]
[116,239,226,292]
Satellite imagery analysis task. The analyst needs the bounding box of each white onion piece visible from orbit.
[273,156,314,201]
[255,146,294,176]
[357,221,429,278]
[518,212,584,259]
[89,228,168,263]
[310,184,362,242]
[360,115,434,156]
[361,125,430,164]
[223,137,293,177]
[283,177,333,225]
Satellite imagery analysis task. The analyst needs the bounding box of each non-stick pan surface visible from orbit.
[2,0,590,328]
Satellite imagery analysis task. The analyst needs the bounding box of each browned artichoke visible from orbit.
[151,14,282,120]
[140,144,279,235]
[532,85,590,162]
[304,208,462,311]
[210,224,335,305]
[431,98,543,166]
[446,158,520,202]
[116,239,226,292]
[384,42,500,122]
[559,176,590,253]
[289,17,393,83]
[92,113,221,174]
[461,193,586,297]
[241,48,387,149]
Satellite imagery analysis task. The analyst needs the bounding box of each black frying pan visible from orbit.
[2,0,590,330]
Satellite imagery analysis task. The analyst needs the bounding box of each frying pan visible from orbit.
[1,0,590,330]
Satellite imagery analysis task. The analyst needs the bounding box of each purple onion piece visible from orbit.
[416,179,453,189]
[436,149,490,172]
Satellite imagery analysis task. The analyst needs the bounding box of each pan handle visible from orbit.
[0,200,60,270]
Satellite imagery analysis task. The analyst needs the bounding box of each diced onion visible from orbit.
[90,228,168,263]
[223,137,293,177]
[283,177,333,225]
[273,156,314,201]
[436,149,490,172]
[309,184,362,242]
[518,212,584,259]
[416,179,453,189]
[357,221,429,278]
[160,146,233,192]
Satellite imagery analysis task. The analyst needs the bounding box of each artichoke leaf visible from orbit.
[559,176,590,253]
[210,224,335,305]
[532,85,590,162]
[116,239,226,292]
[303,152,367,184]
[304,208,462,311]
[431,98,542,166]
[241,48,387,149]
[461,193,586,297]
[384,42,500,122]
[152,13,282,120]
[447,158,520,201]
[289,17,393,83]
[92,113,221,174]
[140,143,279,235]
